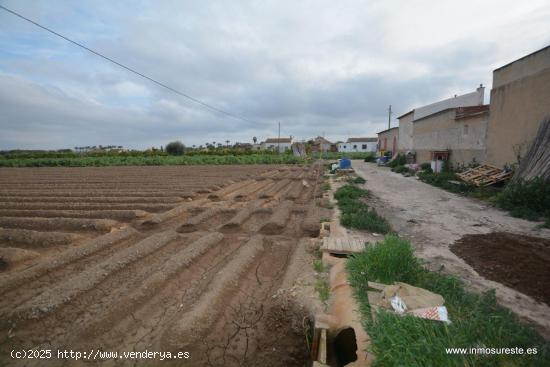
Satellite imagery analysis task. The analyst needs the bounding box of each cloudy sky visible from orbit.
[1,0,549,150]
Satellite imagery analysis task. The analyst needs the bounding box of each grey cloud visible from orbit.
[1,0,549,149]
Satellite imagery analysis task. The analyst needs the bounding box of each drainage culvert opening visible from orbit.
[333,327,358,366]
[329,252,350,259]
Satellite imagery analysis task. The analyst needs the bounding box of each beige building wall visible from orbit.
[413,109,488,167]
[485,46,550,167]
[398,112,414,151]
[377,127,399,154]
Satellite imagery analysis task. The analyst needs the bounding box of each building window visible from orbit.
[353,145,357,149]
[362,144,367,149]
[463,124,469,135]
[343,145,346,149]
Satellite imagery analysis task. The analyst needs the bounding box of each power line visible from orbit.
[0,4,257,124]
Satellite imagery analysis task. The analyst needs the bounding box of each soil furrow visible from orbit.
[8,230,179,321]
[0,209,148,220]
[0,217,120,232]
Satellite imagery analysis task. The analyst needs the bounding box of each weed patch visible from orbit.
[313,259,324,273]
[496,178,550,222]
[315,279,330,302]
[346,236,550,366]
[334,185,390,234]
[391,165,409,174]
[387,154,406,168]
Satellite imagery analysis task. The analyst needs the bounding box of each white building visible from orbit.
[338,137,378,153]
[260,137,292,153]
[398,85,485,153]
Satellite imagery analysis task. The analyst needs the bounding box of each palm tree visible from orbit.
[253,136,257,144]
[225,140,230,148]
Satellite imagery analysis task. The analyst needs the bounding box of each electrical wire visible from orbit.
[0,4,257,124]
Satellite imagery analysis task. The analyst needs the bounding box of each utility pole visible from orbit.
[278,121,281,154]
[388,105,392,130]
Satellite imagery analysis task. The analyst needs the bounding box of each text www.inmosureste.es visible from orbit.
[445,347,538,356]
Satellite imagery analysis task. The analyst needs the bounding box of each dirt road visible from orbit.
[353,160,550,338]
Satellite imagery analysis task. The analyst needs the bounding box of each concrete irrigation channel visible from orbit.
[0,164,330,366]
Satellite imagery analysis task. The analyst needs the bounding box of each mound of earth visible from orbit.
[451,232,550,305]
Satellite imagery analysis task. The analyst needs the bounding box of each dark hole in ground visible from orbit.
[333,327,358,366]
[330,253,350,259]
[450,232,550,305]
[0,258,7,271]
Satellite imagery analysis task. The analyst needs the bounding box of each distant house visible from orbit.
[413,104,490,167]
[337,137,377,153]
[397,85,485,156]
[260,137,292,153]
[377,127,399,156]
[311,136,332,153]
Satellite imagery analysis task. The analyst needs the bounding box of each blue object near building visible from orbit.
[339,157,352,169]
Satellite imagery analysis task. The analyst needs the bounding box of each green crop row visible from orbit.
[0,154,304,167]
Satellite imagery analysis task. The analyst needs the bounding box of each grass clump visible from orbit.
[418,170,477,194]
[334,184,391,234]
[387,154,406,168]
[496,178,550,222]
[420,162,431,170]
[315,279,330,302]
[353,176,366,184]
[346,235,550,367]
[321,182,331,191]
[391,165,409,174]
[313,259,324,273]
[348,235,420,285]
[334,184,369,201]
[340,208,391,234]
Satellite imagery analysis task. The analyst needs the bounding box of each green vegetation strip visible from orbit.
[334,184,391,234]
[0,154,303,167]
[346,235,550,366]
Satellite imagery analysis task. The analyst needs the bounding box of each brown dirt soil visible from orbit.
[353,160,550,338]
[0,163,323,366]
[451,232,550,305]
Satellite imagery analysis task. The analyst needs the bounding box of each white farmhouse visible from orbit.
[260,137,292,153]
[337,137,378,153]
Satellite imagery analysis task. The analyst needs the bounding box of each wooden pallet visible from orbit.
[457,164,513,186]
[321,237,366,255]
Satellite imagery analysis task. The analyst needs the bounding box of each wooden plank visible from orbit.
[458,164,512,187]
[321,237,366,255]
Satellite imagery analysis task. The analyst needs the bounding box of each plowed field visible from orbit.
[0,164,325,366]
